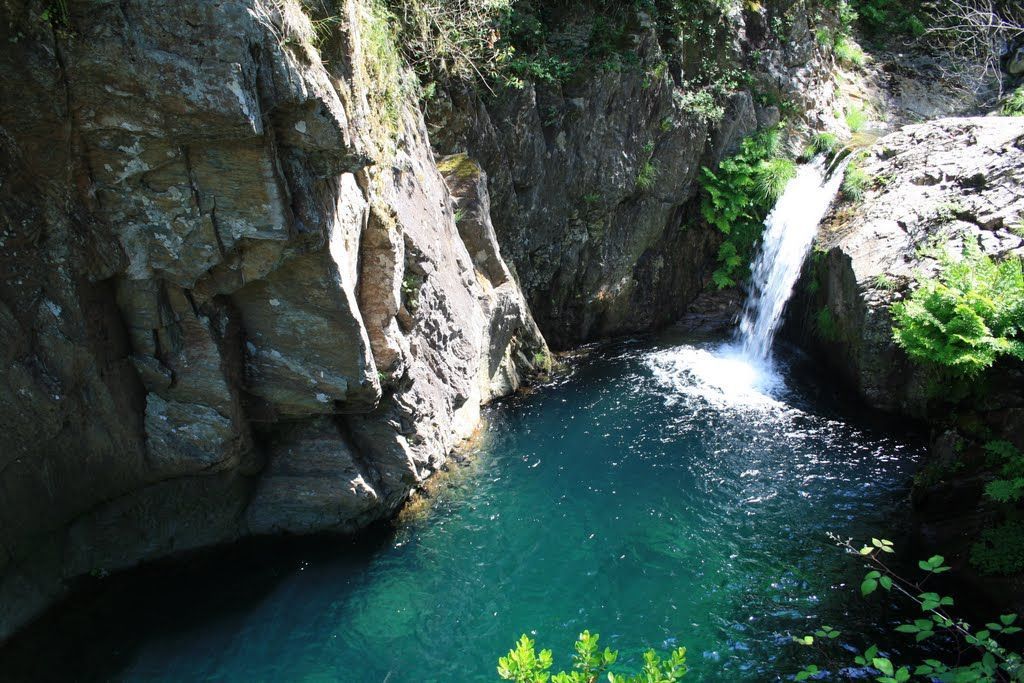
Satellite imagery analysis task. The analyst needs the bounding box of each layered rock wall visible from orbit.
[429,1,841,347]
[0,0,546,639]
[787,117,1024,417]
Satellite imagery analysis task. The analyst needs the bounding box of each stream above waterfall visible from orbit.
[2,333,924,682]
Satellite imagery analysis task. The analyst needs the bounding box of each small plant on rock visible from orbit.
[873,273,897,291]
[845,105,869,133]
[1003,87,1024,117]
[834,34,867,66]
[636,160,660,192]
[841,158,871,201]
[804,132,842,160]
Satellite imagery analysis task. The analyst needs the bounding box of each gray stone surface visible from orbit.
[0,0,546,640]
[788,117,1024,415]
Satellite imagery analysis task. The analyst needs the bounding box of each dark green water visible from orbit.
[3,336,923,682]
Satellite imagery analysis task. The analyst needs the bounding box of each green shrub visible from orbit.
[982,440,1024,503]
[840,158,870,201]
[844,105,869,132]
[679,88,726,125]
[383,0,511,82]
[972,521,1024,575]
[891,245,1024,377]
[833,35,866,66]
[849,0,927,37]
[1003,87,1024,117]
[699,127,794,288]
[498,631,687,683]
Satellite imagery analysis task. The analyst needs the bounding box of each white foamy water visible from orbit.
[737,157,847,361]
[648,344,786,409]
[649,157,846,407]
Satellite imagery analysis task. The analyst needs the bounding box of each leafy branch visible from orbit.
[793,535,1024,682]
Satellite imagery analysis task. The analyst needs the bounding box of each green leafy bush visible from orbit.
[840,157,870,201]
[796,537,1024,681]
[972,521,1024,576]
[384,0,511,82]
[891,245,1024,377]
[982,440,1024,504]
[1003,87,1024,117]
[700,127,794,288]
[498,631,687,683]
[848,0,927,38]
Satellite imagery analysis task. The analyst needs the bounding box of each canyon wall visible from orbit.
[428,1,840,347]
[0,0,840,639]
[0,0,547,639]
[785,117,1024,588]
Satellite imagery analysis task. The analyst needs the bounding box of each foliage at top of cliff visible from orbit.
[377,0,822,95]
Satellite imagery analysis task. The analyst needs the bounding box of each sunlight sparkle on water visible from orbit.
[647,343,787,409]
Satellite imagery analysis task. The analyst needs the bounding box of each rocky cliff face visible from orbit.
[787,117,1024,417]
[0,0,546,639]
[0,0,844,640]
[428,1,840,348]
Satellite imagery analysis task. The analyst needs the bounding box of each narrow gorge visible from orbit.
[1,0,1023,680]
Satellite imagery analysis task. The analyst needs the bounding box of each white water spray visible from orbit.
[648,156,847,407]
[736,157,848,362]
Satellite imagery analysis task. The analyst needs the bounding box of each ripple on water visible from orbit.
[1,338,924,683]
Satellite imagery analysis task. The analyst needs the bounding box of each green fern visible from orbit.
[699,127,792,288]
[891,245,1024,377]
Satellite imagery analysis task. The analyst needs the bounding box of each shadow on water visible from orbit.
[0,528,397,683]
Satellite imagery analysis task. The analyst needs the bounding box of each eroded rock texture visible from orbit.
[788,117,1024,416]
[428,2,841,348]
[0,0,545,639]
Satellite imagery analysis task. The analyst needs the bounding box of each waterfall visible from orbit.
[736,157,847,362]
[645,156,847,407]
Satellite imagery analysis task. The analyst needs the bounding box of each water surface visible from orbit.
[3,335,922,682]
